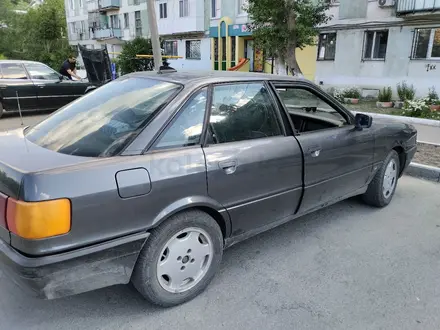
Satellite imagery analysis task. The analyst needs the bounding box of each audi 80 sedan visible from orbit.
[0,60,94,118]
[0,71,417,307]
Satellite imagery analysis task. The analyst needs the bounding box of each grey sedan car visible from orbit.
[0,71,417,307]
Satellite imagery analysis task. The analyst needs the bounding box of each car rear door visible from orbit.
[202,82,303,236]
[23,62,86,110]
[0,62,38,111]
[272,81,374,214]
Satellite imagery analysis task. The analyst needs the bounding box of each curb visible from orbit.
[352,111,440,127]
[405,162,440,182]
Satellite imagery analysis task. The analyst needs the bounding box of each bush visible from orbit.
[426,86,439,105]
[117,37,153,75]
[402,98,440,120]
[396,81,416,101]
[378,87,392,102]
[0,54,7,60]
[333,87,361,102]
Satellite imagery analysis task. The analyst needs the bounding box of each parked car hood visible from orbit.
[0,127,91,198]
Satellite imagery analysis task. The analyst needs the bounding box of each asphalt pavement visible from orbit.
[0,174,438,329]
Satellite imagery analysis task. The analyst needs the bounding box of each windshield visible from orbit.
[25,77,181,157]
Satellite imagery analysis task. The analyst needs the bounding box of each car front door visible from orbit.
[0,62,38,111]
[202,82,303,237]
[24,62,87,110]
[272,82,374,214]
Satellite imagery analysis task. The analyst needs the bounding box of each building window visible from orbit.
[134,0,140,5]
[237,0,247,15]
[363,30,388,60]
[214,38,218,61]
[186,40,201,59]
[317,33,336,60]
[110,14,119,29]
[179,0,189,17]
[124,13,129,28]
[211,0,220,18]
[159,2,167,19]
[135,11,142,37]
[412,28,440,59]
[164,40,178,56]
[231,36,236,62]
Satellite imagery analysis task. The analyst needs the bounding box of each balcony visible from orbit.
[397,0,440,14]
[92,28,122,40]
[99,0,120,11]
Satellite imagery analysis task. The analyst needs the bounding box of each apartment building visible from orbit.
[157,0,211,70]
[65,0,211,69]
[316,0,440,97]
[208,0,318,81]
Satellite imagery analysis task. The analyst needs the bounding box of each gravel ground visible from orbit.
[413,143,440,168]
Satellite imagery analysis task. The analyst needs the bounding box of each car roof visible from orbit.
[128,70,307,85]
[0,60,45,65]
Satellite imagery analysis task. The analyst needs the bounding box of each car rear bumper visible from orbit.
[0,232,149,299]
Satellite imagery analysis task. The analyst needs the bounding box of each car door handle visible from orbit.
[308,146,321,157]
[35,84,45,88]
[218,160,237,175]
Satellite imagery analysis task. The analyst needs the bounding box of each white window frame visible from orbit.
[237,0,247,16]
[159,2,167,19]
[411,27,440,60]
[186,39,201,60]
[124,13,129,28]
[427,28,440,60]
[163,40,178,56]
[179,0,189,17]
[211,0,221,18]
[362,30,388,61]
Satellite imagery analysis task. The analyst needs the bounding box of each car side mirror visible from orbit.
[354,113,372,130]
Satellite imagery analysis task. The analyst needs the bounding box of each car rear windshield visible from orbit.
[25,77,181,157]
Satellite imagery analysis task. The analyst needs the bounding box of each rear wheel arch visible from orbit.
[150,198,231,241]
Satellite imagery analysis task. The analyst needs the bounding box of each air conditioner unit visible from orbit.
[378,0,394,7]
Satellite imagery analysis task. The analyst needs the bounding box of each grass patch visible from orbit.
[344,101,401,115]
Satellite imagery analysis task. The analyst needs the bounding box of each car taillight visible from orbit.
[6,198,71,239]
[0,193,7,229]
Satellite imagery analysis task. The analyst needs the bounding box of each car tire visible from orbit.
[362,150,400,208]
[131,210,223,307]
[0,101,3,119]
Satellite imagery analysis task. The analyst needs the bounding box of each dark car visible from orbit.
[0,60,95,118]
[0,71,417,307]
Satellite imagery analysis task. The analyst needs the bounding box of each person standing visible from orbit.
[59,56,82,80]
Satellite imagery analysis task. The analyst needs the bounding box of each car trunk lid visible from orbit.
[0,127,92,199]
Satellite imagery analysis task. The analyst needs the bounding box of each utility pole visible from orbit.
[146,0,162,71]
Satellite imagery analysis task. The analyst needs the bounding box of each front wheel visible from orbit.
[131,210,223,307]
[363,150,400,207]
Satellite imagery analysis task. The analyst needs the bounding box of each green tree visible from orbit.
[1,0,71,70]
[246,0,331,75]
[117,37,153,75]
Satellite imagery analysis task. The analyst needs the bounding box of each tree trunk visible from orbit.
[275,57,287,75]
[286,0,303,76]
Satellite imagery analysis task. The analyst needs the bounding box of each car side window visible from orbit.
[275,87,349,133]
[155,88,208,149]
[208,83,282,144]
[24,63,60,80]
[0,63,28,80]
